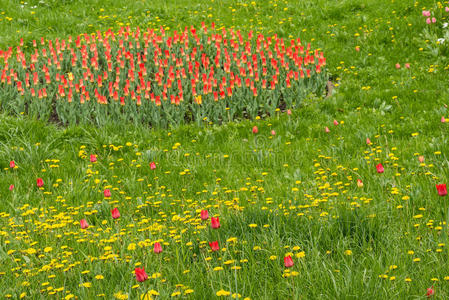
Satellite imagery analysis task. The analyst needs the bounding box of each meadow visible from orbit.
[1,0,449,299]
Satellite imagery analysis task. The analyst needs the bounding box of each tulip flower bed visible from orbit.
[0,24,327,126]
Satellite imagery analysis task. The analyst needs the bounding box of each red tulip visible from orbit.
[426,286,435,298]
[209,241,219,252]
[357,179,363,188]
[436,184,447,196]
[325,127,330,133]
[80,219,89,229]
[90,154,97,162]
[153,242,162,253]
[9,161,15,169]
[37,178,44,187]
[284,255,294,268]
[104,189,111,198]
[9,184,14,191]
[333,120,339,126]
[200,210,209,220]
[135,267,148,282]
[150,162,156,170]
[376,163,384,173]
[252,126,258,134]
[111,207,120,219]
[211,217,220,229]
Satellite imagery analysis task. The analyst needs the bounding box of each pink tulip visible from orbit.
[418,156,425,163]
[436,184,447,196]
[333,120,339,126]
[37,178,44,188]
[441,116,446,123]
[153,242,163,253]
[376,163,384,173]
[287,109,292,115]
[80,219,89,229]
[422,10,431,17]
[446,7,449,12]
[284,256,294,268]
[9,161,15,169]
[366,138,372,145]
[135,267,148,282]
[9,184,14,191]
[405,63,410,69]
[426,286,435,298]
[150,162,156,170]
[271,130,276,136]
[426,18,431,24]
[111,207,120,219]
[90,154,97,163]
[395,63,400,69]
[432,17,436,23]
[211,217,220,229]
[325,127,330,133]
[200,210,209,220]
[209,241,219,252]
[252,126,258,134]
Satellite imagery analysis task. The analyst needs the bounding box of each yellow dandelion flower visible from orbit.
[171,291,181,297]
[79,282,92,288]
[216,290,231,297]
[296,251,306,258]
[114,291,128,300]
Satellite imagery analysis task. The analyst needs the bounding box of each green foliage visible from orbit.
[0,0,449,299]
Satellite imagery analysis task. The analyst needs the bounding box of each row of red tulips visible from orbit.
[0,24,328,126]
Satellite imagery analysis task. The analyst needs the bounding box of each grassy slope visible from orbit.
[1,0,449,299]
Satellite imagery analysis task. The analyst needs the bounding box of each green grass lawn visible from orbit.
[1,0,449,299]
